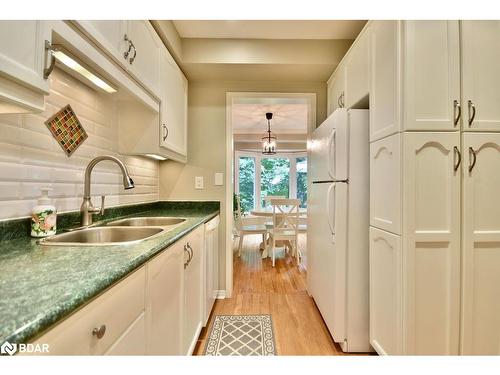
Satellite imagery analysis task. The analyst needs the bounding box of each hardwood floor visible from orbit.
[194,234,371,355]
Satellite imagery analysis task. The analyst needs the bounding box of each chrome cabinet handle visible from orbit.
[129,41,137,64]
[162,124,168,141]
[453,146,461,172]
[124,34,132,59]
[341,92,345,108]
[468,147,477,172]
[92,325,106,339]
[337,95,341,108]
[468,100,476,127]
[184,245,190,269]
[453,100,461,126]
[43,40,56,79]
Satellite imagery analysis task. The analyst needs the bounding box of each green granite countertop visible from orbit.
[0,201,219,346]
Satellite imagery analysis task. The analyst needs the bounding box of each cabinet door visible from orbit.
[403,21,460,131]
[183,226,204,355]
[461,133,500,355]
[76,21,128,64]
[328,64,346,115]
[345,27,370,108]
[127,21,161,97]
[461,21,500,131]
[105,314,146,355]
[370,133,401,235]
[0,21,49,92]
[369,227,402,355]
[370,21,400,141]
[402,132,461,355]
[146,243,184,355]
[159,47,188,156]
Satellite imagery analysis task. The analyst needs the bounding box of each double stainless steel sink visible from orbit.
[39,217,186,247]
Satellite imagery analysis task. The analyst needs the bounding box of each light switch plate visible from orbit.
[195,176,204,189]
[215,172,224,186]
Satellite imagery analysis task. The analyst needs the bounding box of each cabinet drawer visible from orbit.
[32,267,146,355]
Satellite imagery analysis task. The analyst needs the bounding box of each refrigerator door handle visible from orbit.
[326,182,336,235]
[312,179,348,184]
[327,129,337,179]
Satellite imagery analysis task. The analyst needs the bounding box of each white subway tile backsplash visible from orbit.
[0,69,159,220]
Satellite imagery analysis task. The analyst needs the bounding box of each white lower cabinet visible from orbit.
[402,132,461,354]
[461,133,500,355]
[203,216,220,326]
[183,226,204,355]
[31,267,146,355]
[369,227,402,355]
[370,133,401,234]
[30,222,215,356]
[105,313,146,355]
[146,241,184,355]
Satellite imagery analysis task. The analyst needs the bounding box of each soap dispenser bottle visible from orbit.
[31,188,57,238]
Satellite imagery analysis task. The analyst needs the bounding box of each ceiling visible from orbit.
[232,103,308,134]
[173,20,367,40]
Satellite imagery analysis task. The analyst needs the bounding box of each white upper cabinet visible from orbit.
[159,47,188,156]
[461,21,500,132]
[370,133,401,235]
[75,21,128,64]
[327,62,346,115]
[369,227,402,355]
[75,20,161,98]
[461,133,500,355]
[146,241,184,355]
[126,21,161,98]
[403,21,461,131]
[370,21,400,141]
[0,21,50,112]
[403,132,461,355]
[345,25,370,108]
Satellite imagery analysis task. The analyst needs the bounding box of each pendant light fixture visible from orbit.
[262,112,277,155]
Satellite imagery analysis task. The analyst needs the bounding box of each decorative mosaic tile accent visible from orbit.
[204,315,276,356]
[44,104,87,156]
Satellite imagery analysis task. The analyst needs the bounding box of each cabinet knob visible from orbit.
[92,324,106,339]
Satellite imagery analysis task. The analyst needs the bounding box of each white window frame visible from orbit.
[234,150,307,211]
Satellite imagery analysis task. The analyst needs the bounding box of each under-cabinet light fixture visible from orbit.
[45,42,117,94]
[145,154,167,161]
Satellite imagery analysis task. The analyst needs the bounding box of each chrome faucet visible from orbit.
[80,155,135,226]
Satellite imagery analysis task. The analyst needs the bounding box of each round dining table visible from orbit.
[249,206,307,258]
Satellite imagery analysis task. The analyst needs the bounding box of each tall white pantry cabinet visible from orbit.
[327,20,500,355]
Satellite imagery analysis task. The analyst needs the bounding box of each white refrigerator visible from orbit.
[307,108,371,352]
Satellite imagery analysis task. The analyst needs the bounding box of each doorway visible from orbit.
[225,92,316,297]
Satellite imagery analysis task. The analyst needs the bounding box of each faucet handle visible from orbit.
[99,195,105,216]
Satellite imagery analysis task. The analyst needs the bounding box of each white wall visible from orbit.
[0,68,159,220]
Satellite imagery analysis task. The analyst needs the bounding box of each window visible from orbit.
[235,152,307,213]
[237,156,255,213]
[260,157,290,207]
[296,156,307,208]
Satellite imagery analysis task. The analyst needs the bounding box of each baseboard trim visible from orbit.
[216,290,226,299]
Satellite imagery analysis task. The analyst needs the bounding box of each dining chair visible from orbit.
[266,198,300,267]
[262,195,286,207]
[234,195,268,257]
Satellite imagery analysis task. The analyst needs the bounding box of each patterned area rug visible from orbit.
[204,314,276,356]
